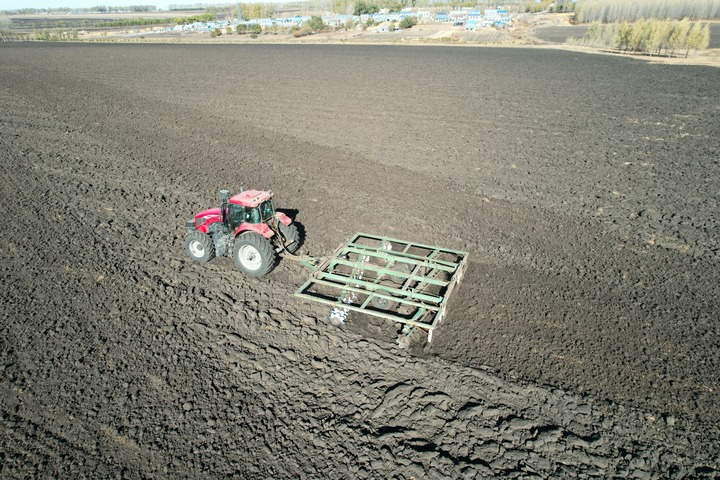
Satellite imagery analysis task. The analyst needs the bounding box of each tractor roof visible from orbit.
[229,189,273,208]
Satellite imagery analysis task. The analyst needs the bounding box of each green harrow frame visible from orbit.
[294,233,468,343]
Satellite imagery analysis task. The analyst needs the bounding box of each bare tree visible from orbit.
[576,0,720,23]
[0,15,12,42]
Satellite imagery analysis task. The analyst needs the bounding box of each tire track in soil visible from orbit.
[1,44,719,478]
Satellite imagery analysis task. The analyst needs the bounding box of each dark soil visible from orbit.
[1,43,718,478]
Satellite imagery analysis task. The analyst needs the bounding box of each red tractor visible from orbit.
[184,188,300,277]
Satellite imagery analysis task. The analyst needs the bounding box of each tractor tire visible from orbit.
[184,231,215,263]
[233,232,276,277]
[279,222,301,254]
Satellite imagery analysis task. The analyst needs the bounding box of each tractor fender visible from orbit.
[234,223,274,239]
[194,208,221,234]
[275,212,292,226]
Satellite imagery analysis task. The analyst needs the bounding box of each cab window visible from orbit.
[228,205,244,229]
[245,207,260,224]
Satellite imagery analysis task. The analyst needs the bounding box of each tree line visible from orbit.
[1,6,157,14]
[97,12,215,27]
[576,0,720,23]
[573,18,710,57]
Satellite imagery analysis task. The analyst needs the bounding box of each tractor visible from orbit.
[183,188,300,277]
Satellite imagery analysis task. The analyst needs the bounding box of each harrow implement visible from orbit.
[293,233,468,345]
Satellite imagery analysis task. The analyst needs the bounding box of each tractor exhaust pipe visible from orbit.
[219,189,230,226]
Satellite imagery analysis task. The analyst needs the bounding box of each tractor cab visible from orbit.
[227,190,275,229]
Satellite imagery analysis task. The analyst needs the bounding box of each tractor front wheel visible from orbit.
[184,231,215,263]
[233,232,276,277]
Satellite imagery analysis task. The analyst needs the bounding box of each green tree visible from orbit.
[292,25,312,37]
[700,23,711,50]
[628,18,648,52]
[210,28,222,37]
[381,1,403,13]
[343,18,357,30]
[237,23,261,34]
[586,19,601,45]
[307,15,326,31]
[600,20,618,48]
[398,16,417,29]
[242,3,262,20]
[524,0,552,13]
[34,29,50,40]
[615,21,631,50]
[686,21,710,56]
[354,1,380,15]
[648,19,672,55]
[668,17,691,56]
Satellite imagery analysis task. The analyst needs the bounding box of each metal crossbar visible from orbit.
[294,233,468,341]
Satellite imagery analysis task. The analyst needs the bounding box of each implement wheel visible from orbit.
[371,296,390,309]
[233,232,276,277]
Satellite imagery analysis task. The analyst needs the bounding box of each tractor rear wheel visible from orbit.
[233,232,276,277]
[279,222,301,254]
[184,231,215,263]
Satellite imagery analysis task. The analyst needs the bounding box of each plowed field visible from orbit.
[1,43,719,478]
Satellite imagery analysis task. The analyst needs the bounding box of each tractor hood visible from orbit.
[194,208,221,226]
